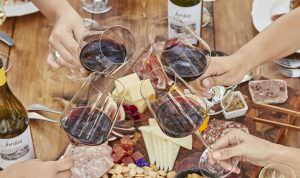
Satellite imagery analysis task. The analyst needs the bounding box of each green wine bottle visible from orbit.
[0,58,35,169]
[168,0,202,43]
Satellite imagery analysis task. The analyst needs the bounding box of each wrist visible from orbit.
[227,53,253,76]
[54,3,79,23]
[267,143,290,165]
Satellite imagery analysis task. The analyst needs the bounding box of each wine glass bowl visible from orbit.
[140,66,208,138]
[60,72,125,146]
[77,25,136,79]
[148,17,211,82]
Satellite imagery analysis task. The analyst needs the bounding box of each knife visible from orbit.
[0,32,14,46]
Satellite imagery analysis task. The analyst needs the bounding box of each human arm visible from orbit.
[196,7,300,93]
[0,159,73,178]
[31,0,85,69]
[210,129,300,176]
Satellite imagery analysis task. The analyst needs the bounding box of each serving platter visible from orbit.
[4,1,39,17]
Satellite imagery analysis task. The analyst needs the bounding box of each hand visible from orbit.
[48,10,85,70]
[191,55,251,97]
[209,129,279,173]
[1,159,73,178]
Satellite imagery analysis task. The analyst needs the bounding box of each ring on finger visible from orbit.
[52,51,61,61]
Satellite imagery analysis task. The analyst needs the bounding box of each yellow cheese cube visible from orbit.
[115,73,140,95]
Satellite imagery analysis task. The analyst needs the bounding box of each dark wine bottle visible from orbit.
[0,58,35,169]
[168,0,202,44]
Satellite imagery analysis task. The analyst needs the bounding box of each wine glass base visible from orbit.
[83,18,100,29]
[199,149,232,178]
[82,6,112,14]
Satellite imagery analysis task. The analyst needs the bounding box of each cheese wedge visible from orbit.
[148,119,193,150]
[139,79,155,100]
[151,127,192,150]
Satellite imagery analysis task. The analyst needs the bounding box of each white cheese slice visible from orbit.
[161,137,169,171]
[156,136,165,170]
[139,127,155,164]
[152,130,161,169]
[168,141,180,171]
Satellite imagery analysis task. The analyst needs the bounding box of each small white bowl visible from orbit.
[222,91,248,120]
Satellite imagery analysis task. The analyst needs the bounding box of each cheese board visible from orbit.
[100,73,300,178]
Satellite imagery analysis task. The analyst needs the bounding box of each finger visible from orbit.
[56,170,72,178]
[73,24,85,43]
[59,33,79,59]
[47,53,61,69]
[217,160,241,174]
[212,129,243,150]
[212,144,244,161]
[49,41,78,69]
[54,159,74,172]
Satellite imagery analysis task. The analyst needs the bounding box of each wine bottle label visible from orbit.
[168,0,202,44]
[0,126,35,169]
[0,67,6,86]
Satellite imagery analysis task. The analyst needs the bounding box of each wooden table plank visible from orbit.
[214,0,300,90]
[0,17,15,65]
[214,0,255,54]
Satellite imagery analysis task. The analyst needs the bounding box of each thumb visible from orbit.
[212,144,244,161]
[201,75,226,89]
[54,159,74,172]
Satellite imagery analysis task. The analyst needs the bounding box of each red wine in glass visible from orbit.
[62,106,113,145]
[79,39,126,73]
[161,38,208,82]
[156,96,206,138]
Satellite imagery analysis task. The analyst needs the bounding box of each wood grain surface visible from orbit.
[0,0,299,175]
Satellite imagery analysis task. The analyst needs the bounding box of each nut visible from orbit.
[150,164,158,171]
[108,168,116,174]
[128,163,136,169]
[167,171,176,178]
[158,170,167,176]
[115,165,123,174]
[136,167,144,174]
[116,174,124,178]
[102,174,109,178]
[148,170,158,177]
[129,169,136,177]
[122,166,130,173]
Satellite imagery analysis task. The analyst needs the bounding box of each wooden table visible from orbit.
[0,0,299,164]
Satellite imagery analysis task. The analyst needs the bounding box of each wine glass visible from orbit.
[148,16,235,115]
[81,0,112,14]
[60,72,125,153]
[198,119,250,177]
[67,25,136,81]
[259,163,296,178]
[140,66,238,177]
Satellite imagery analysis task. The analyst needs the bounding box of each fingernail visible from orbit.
[212,152,221,159]
[202,79,211,89]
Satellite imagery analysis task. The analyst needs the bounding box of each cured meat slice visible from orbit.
[61,143,113,178]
